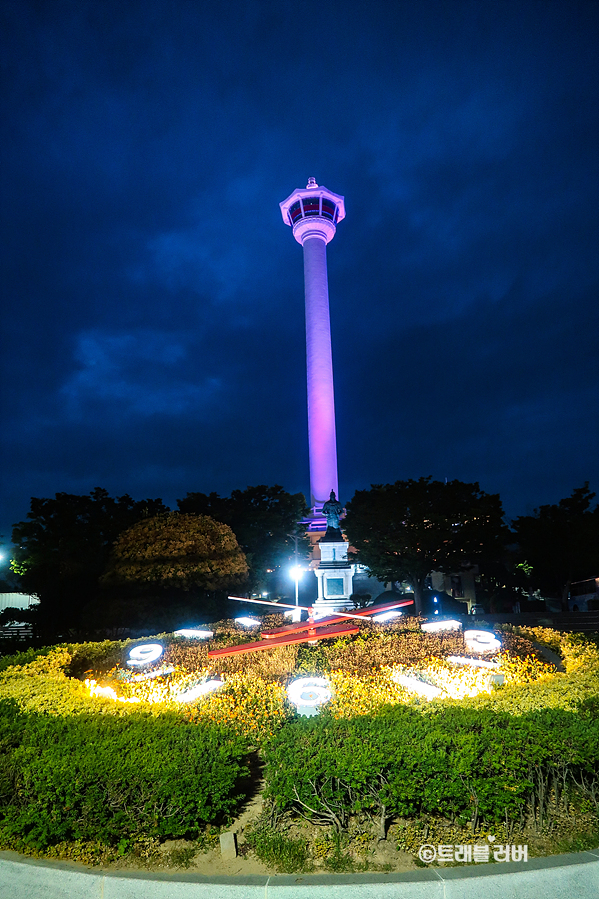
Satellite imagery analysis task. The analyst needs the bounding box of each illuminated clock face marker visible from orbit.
[421,619,462,633]
[447,655,498,669]
[392,673,443,700]
[174,679,224,703]
[286,677,331,716]
[173,629,214,639]
[126,643,163,666]
[463,630,501,653]
[373,610,402,623]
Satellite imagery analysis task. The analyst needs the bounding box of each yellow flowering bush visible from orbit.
[497,624,563,655]
[183,673,293,742]
[497,651,555,684]
[561,634,599,674]
[4,623,599,866]
[3,623,590,734]
[393,652,554,701]
[324,630,467,674]
[86,664,218,705]
[0,648,104,715]
[327,670,408,719]
[68,625,562,726]
[395,818,514,856]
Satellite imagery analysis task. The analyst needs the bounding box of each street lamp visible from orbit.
[289,564,304,620]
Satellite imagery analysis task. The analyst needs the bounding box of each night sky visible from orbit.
[1,0,598,545]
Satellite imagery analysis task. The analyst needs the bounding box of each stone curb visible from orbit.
[1,847,599,898]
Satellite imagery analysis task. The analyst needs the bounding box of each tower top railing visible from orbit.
[279,179,345,245]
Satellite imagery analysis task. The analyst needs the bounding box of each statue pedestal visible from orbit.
[313,529,355,615]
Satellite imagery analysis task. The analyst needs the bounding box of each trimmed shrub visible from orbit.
[0,704,248,849]
[263,702,599,835]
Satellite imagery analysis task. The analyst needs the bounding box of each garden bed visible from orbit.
[0,620,598,873]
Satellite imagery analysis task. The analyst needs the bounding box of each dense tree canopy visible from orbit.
[344,477,507,614]
[10,488,168,635]
[101,512,248,593]
[177,485,309,591]
[512,483,599,602]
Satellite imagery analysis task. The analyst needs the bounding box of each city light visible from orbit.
[235,617,261,627]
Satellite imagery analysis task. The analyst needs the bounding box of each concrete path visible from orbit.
[2,847,599,898]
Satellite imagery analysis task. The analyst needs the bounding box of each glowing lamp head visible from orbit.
[235,616,260,627]
[289,565,304,581]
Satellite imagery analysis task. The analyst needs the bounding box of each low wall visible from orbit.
[2,848,599,899]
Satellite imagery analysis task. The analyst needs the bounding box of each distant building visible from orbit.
[569,577,599,612]
[0,593,39,612]
[430,570,477,609]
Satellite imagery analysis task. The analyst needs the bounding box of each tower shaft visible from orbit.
[303,236,338,509]
[279,178,346,522]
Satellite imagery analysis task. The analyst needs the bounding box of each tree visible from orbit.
[512,483,599,604]
[177,485,309,591]
[10,488,169,636]
[101,512,248,593]
[344,477,507,615]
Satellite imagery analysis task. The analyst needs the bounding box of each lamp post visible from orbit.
[290,565,303,608]
[287,531,304,620]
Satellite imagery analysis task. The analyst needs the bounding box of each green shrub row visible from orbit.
[0,699,248,850]
[263,701,599,836]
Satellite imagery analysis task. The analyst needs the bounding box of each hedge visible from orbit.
[263,701,599,836]
[0,699,248,850]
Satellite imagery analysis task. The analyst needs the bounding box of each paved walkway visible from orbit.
[2,847,599,898]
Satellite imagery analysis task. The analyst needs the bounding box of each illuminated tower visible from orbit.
[280,178,346,528]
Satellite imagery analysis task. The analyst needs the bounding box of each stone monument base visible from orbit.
[313,531,355,615]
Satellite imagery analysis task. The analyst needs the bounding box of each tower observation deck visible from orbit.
[280,178,346,527]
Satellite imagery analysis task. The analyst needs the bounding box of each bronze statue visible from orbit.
[322,490,343,530]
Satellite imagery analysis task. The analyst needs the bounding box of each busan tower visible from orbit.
[279,178,346,530]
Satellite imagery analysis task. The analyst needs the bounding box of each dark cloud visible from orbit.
[1,0,598,542]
